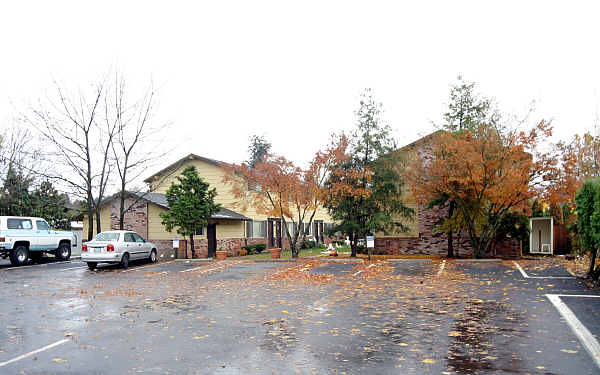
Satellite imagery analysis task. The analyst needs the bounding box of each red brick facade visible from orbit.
[176,235,335,259]
[151,239,180,260]
[110,197,148,238]
[374,204,521,258]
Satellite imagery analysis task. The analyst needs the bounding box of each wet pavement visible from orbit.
[0,257,599,374]
[391,259,435,277]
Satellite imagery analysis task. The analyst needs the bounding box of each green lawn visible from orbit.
[233,246,350,260]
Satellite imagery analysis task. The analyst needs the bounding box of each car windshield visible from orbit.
[93,232,121,241]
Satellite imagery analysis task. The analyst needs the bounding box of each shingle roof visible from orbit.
[130,191,169,208]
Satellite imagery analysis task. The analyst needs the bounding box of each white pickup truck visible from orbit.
[0,216,76,266]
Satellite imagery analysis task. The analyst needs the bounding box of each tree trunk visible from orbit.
[189,234,195,259]
[287,222,299,258]
[95,207,102,234]
[119,189,125,230]
[587,248,597,279]
[447,201,455,258]
[87,206,94,241]
[291,230,299,258]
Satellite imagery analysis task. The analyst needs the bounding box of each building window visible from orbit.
[195,227,204,236]
[247,182,262,192]
[246,220,266,238]
[282,222,295,236]
[303,223,312,236]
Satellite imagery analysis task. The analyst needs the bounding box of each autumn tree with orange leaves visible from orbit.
[324,89,414,258]
[222,142,345,258]
[408,121,556,258]
[551,131,600,207]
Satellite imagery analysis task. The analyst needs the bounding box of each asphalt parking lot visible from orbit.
[0,257,599,374]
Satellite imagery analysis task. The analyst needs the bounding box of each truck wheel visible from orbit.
[149,249,157,263]
[29,251,43,263]
[120,253,130,268]
[55,243,71,261]
[9,245,29,266]
[87,262,97,270]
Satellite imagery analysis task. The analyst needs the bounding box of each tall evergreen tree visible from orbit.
[442,76,500,132]
[31,181,71,229]
[574,179,600,282]
[246,135,272,169]
[0,165,34,216]
[325,89,413,258]
[160,166,221,259]
[434,77,500,257]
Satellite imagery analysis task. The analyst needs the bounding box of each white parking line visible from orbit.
[437,260,446,276]
[121,261,174,273]
[0,261,72,272]
[513,261,575,279]
[197,266,225,274]
[59,266,87,272]
[353,263,377,276]
[180,266,206,273]
[546,294,600,369]
[194,261,244,275]
[0,338,69,368]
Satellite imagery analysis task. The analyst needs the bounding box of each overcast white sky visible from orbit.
[1,1,599,179]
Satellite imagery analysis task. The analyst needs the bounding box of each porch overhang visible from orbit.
[210,208,252,221]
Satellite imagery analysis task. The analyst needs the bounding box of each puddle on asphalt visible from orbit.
[309,263,356,275]
[260,318,298,354]
[121,295,207,315]
[446,299,527,374]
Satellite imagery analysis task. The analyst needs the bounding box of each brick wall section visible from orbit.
[110,197,148,238]
[491,238,521,258]
[149,239,180,260]
[175,235,337,259]
[374,204,521,258]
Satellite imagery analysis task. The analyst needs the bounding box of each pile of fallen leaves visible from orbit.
[263,261,333,284]
[559,254,593,278]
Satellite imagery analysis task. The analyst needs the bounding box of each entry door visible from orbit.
[318,221,324,243]
[267,218,282,248]
[275,220,282,248]
[207,224,217,258]
[267,220,274,248]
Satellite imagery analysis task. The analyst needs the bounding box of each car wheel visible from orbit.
[9,245,29,266]
[87,262,97,270]
[120,253,130,268]
[55,243,71,261]
[29,251,43,263]
[149,249,157,263]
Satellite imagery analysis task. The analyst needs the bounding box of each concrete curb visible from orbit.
[521,256,554,260]
[454,259,502,263]
[252,259,297,263]
[174,258,213,262]
[388,258,433,263]
[318,258,364,262]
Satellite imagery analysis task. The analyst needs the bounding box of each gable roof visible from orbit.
[143,153,229,184]
[99,191,251,221]
[397,130,445,152]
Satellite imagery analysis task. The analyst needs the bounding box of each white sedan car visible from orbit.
[82,230,158,269]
